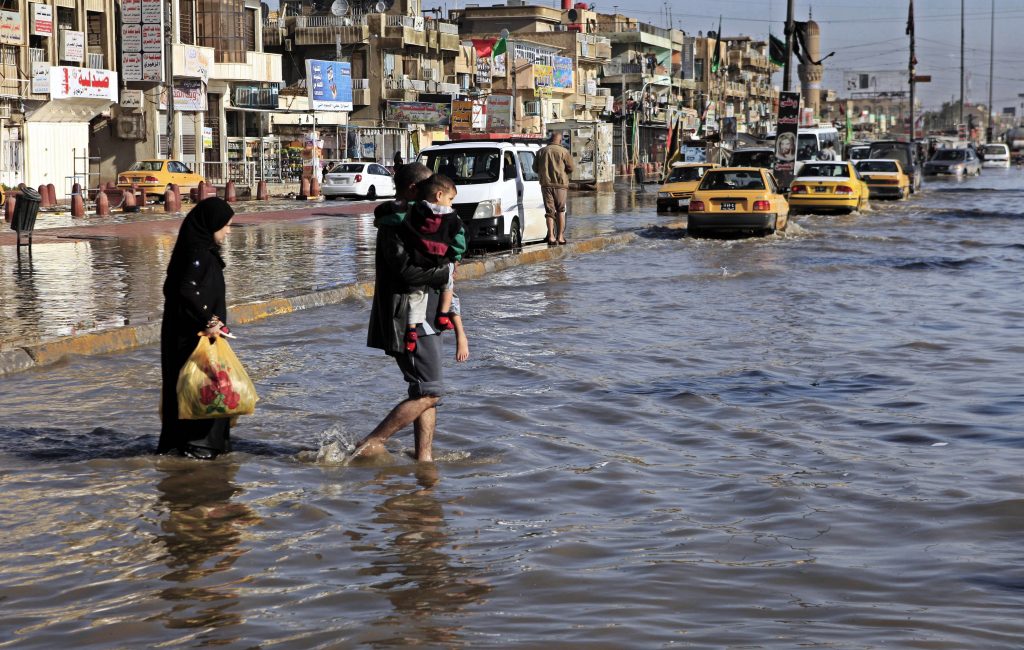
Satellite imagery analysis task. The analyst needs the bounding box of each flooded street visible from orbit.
[2,170,1024,647]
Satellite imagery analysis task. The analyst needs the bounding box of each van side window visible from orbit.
[503,152,517,181]
[519,151,539,181]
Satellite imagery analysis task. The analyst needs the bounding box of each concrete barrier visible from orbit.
[0,224,683,376]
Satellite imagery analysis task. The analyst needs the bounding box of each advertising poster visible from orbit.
[552,56,574,89]
[774,91,800,186]
[172,80,207,112]
[122,0,142,23]
[182,45,211,82]
[61,30,84,62]
[31,61,49,95]
[120,0,160,81]
[486,94,512,133]
[306,59,352,111]
[32,4,52,36]
[49,66,117,101]
[0,10,24,45]
[386,101,451,126]
[451,100,473,132]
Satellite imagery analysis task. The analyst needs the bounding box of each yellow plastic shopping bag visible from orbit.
[176,335,258,419]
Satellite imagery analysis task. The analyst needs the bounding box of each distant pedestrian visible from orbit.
[817,141,838,161]
[533,131,574,245]
[393,150,403,168]
[634,163,646,192]
[157,197,236,460]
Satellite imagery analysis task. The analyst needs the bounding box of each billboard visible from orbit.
[306,59,353,111]
[774,91,800,187]
[843,71,906,96]
[535,55,574,90]
[486,95,513,132]
[386,101,451,126]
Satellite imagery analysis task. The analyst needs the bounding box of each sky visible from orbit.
[436,0,1024,112]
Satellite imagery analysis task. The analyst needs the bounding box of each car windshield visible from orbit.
[419,148,502,185]
[848,147,871,160]
[731,150,774,168]
[982,145,1006,156]
[667,166,707,182]
[869,145,911,168]
[128,161,164,172]
[699,170,765,191]
[328,164,364,174]
[856,161,898,173]
[932,149,966,161]
[798,163,849,178]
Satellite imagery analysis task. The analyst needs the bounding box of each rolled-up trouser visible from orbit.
[395,331,444,398]
[542,186,568,217]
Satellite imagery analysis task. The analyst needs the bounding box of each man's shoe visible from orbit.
[183,445,219,460]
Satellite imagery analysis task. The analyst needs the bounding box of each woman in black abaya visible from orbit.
[158,197,235,460]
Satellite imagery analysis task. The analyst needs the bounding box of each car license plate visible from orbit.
[720,202,736,210]
[814,186,828,193]
[678,198,690,207]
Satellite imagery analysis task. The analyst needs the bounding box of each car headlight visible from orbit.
[951,164,964,172]
[472,199,502,220]
[657,192,670,198]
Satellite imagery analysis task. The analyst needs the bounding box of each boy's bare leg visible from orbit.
[413,406,436,462]
[353,395,438,459]
[438,290,453,315]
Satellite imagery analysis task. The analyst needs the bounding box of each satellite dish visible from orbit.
[374,0,386,12]
[567,8,578,22]
[330,0,349,15]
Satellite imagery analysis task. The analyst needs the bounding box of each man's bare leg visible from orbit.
[413,406,436,462]
[353,395,438,459]
[557,212,567,243]
[545,216,556,243]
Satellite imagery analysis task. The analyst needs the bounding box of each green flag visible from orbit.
[492,37,507,58]
[710,16,722,74]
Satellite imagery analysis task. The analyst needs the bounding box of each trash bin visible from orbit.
[10,186,41,246]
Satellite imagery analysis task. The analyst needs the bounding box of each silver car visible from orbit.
[923,148,982,178]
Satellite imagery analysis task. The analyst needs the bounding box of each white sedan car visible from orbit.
[322,162,396,200]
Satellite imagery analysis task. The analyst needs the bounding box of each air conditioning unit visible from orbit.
[0,104,10,119]
[116,113,146,140]
[524,100,540,116]
[421,68,435,81]
[284,38,293,51]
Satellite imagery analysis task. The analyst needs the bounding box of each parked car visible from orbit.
[868,140,923,193]
[980,143,1011,168]
[845,143,872,161]
[688,167,789,237]
[656,162,718,212]
[923,148,982,178]
[116,160,204,199]
[788,161,870,214]
[855,159,911,200]
[418,138,546,249]
[322,163,396,200]
[729,147,776,169]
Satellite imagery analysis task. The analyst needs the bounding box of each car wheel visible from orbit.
[509,217,523,252]
[366,185,377,201]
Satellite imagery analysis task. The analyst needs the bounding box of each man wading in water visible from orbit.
[353,163,452,462]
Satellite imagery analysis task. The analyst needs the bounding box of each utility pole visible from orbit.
[164,0,178,160]
[987,0,995,142]
[783,0,794,91]
[908,0,916,141]
[959,0,965,128]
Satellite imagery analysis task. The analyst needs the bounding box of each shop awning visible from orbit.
[25,98,114,123]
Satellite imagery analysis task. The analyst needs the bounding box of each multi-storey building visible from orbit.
[694,35,778,142]
[0,0,118,189]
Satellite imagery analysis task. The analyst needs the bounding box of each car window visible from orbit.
[982,145,1007,156]
[932,150,965,161]
[798,163,848,178]
[766,172,778,193]
[856,161,898,173]
[667,166,706,182]
[699,170,765,190]
[420,148,501,185]
[503,152,517,181]
[370,164,389,175]
[518,150,539,182]
[129,161,163,172]
[731,150,775,168]
[329,163,364,174]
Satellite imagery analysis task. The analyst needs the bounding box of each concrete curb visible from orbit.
[0,224,679,376]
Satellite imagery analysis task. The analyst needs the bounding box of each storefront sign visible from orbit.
[142,53,162,81]
[386,101,451,126]
[31,61,49,95]
[32,4,52,36]
[61,30,84,62]
[486,94,512,133]
[121,0,161,81]
[142,24,162,52]
[182,45,211,82]
[475,58,491,86]
[120,89,143,109]
[122,23,142,52]
[140,0,162,23]
[451,100,473,132]
[49,66,117,101]
[122,53,142,81]
[0,10,24,45]
[203,127,213,149]
[122,0,142,23]
[171,80,206,112]
[306,59,352,111]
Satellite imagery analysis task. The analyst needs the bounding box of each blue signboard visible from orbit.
[306,59,352,111]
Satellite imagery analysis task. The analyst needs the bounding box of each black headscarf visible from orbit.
[168,197,235,273]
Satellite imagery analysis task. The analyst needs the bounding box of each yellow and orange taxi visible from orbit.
[656,162,718,212]
[787,161,870,214]
[688,167,789,236]
[854,159,911,200]
[116,159,205,199]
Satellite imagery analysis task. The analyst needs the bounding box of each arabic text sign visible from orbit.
[141,0,162,23]
[122,0,141,23]
[32,4,52,36]
[534,56,574,90]
[62,30,84,62]
[306,59,353,111]
[120,89,143,109]
[486,95,512,133]
[49,66,117,101]
[386,101,451,126]
[31,61,49,95]
[451,100,473,132]
[142,53,162,81]
[0,10,24,45]
[171,80,207,112]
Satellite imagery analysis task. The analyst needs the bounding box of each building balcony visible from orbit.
[382,15,427,49]
[742,53,770,71]
[263,18,285,47]
[211,50,283,84]
[86,52,104,69]
[724,81,747,98]
[293,15,369,46]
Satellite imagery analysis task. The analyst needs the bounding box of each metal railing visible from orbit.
[29,48,45,63]
[638,23,671,39]
[87,52,104,69]
[385,15,423,31]
[602,62,643,76]
[295,15,366,28]
[202,161,257,186]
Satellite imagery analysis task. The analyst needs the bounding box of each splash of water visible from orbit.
[313,425,358,465]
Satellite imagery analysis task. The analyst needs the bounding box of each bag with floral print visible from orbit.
[176,335,258,419]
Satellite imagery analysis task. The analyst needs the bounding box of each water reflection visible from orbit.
[154,459,259,634]
[362,465,491,646]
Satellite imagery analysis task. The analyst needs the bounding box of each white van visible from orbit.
[766,126,842,174]
[981,143,1010,168]
[417,139,546,249]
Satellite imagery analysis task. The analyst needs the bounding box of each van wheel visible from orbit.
[509,218,523,252]
[366,186,377,200]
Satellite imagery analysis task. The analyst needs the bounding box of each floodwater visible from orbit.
[2,171,1024,647]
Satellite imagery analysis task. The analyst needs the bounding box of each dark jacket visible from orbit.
[367,201,451,355]
[399,200,466,266]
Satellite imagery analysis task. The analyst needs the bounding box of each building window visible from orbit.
[244,8,256,52]
[196,0,246,64]
[180,0,195,45]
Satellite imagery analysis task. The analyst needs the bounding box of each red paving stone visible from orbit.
[0,199,384,246]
